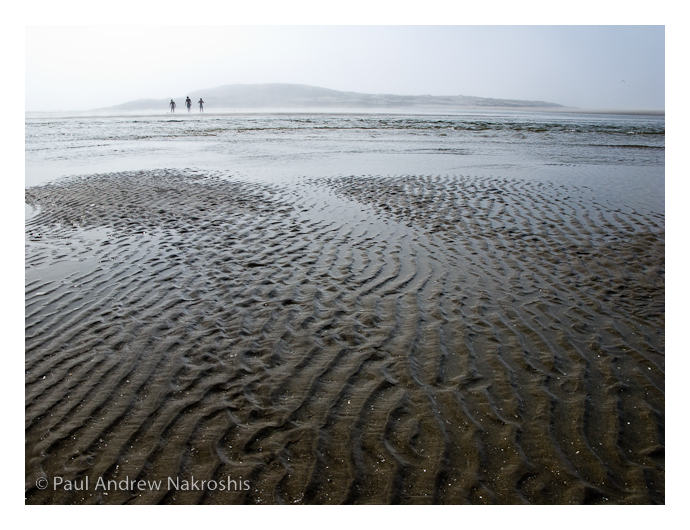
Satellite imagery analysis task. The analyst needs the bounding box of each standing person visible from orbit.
[198,98,204,112]
[185,96,191,112]
[169,99,176,113]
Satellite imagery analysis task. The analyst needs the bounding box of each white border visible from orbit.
[6,1,684,528]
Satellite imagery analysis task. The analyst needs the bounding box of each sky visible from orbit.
[25,25,665,111]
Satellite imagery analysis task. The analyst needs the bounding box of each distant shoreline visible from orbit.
[25,107,665,119]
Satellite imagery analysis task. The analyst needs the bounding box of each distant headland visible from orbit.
[100,83,564,112]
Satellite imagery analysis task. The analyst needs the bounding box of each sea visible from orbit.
[25,109,665,216]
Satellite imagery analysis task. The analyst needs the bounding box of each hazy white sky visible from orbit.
[25,25,664,111]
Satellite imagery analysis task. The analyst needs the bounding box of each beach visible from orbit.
[25,112,665,504]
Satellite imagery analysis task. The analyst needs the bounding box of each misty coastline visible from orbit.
[95,83,565,113]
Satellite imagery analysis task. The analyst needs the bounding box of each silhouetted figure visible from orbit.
[198,98,204,112]
[185,96,191,112]
[169,99,176,113]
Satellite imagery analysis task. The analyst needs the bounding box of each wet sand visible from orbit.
[25,169,664,504]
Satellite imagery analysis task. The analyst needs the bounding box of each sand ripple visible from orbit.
[25,170,664,504]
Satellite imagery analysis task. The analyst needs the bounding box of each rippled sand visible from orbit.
[25,170,664,504]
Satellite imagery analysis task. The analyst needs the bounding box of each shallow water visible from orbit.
[25,110,664,211]
[25,110,664,504]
